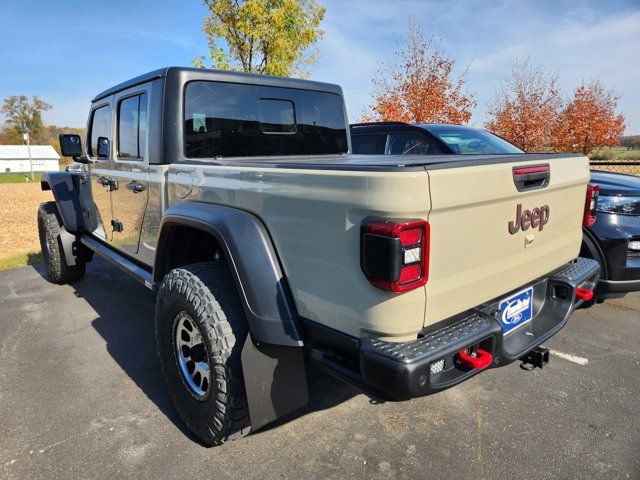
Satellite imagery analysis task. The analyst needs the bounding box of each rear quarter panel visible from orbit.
[168,164,430,341]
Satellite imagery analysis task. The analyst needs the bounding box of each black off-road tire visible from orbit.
[37,201,86,283]
[155,261,250,446]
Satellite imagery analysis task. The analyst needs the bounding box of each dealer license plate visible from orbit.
[498,287,533,334]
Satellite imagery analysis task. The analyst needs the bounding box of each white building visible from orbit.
[0,145,60,174]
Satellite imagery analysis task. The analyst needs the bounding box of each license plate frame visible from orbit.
[498,286,534,335]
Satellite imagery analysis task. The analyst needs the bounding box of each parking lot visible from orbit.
[1,258,638,480]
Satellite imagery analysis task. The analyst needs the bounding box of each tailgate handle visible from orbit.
[513,164,550,192]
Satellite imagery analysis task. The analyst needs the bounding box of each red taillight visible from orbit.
[584,184,599,227]
[398,264,421,284]
[399,227,423,246]
[361,219,429,293]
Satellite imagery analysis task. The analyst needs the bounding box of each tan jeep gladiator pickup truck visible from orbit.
[40,67,600,445]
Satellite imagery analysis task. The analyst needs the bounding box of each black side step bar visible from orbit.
[80,235,155,290]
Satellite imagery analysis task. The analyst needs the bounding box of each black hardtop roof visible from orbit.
[92,66,344,103]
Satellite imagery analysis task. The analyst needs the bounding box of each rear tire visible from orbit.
[37,201,86,283]
[155,261,250,446]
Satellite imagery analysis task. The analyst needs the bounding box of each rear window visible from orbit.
[258,99,296,133]
[424,125,523,155]
[184,81,348,158]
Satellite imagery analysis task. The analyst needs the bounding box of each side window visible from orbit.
[386,132,445,155]
[89,105,111,158]
[351,134,385,154]
[117,92,148,160]
[139,94,147,158]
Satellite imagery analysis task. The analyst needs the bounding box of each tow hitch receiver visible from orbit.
[519,346,550,371]
[458,348,493,370]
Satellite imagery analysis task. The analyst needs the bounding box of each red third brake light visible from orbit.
[584,184,600,227]
[361,219,430,293]
[513,165,550,175]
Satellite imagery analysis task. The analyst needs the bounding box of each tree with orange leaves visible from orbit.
[484,58,562,152]
[552,80,626,155]
[363,18,475,124]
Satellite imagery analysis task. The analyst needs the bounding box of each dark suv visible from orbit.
[351,121,640,302]
[581,171,640,300]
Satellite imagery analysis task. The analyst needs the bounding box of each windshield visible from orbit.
[423,125,524,155]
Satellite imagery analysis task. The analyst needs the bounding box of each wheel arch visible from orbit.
[40,171,85,233]
[581,227,608,280]
[153,202,303,347]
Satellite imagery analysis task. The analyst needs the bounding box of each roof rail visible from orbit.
[350,121,410,128]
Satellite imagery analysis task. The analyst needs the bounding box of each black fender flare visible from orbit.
[41,171,85,234]
[154,201,303,348]
[41,172,87,266]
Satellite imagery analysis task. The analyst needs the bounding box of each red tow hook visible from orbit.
[575,288,594,302]
[458,348,493,370]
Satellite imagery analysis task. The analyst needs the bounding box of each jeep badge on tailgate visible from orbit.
[508,204,550,234]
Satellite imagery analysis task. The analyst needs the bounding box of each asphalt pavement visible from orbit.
[1,259,638,479]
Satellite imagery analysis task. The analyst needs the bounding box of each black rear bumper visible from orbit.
[307,257,600,400]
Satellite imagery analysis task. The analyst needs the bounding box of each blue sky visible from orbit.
[1,0,639,133]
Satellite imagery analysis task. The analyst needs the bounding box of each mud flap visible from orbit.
[241,334,308,431]
[59,224,78,267]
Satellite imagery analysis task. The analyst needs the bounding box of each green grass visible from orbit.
[0,252,42,271]
[0,173,43,184]
[590,147,640,161]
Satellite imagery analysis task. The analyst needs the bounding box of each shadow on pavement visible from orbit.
[31,258,363,445]
[31,260,199,441]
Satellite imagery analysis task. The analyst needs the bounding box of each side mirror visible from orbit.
[97,137,110,158]
[59,134,83,158]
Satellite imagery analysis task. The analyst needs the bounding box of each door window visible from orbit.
[351,134,386,154]
[385,132,445,155]
[89,105,112,158]
[117,93,148,160]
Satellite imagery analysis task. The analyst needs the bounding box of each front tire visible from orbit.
[155,261,250,446]
[37,201,86,283]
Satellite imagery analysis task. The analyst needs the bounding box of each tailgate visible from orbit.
[424,156,590,327]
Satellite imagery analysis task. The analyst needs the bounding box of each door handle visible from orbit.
[97,177,118,191]
[110,219,124,233]
[126,181,146,193]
